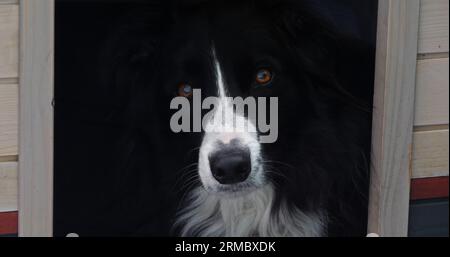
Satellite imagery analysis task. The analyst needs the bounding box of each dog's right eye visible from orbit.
[255,68,273,86]
[178,83,193,98]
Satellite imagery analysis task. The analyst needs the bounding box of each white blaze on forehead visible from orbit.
[211,47,234,134]
[205,48,258,138]
[197,46,263,190]
[205,47,234,135]
[212,48,227,100]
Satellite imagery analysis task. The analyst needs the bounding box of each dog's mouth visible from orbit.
[202,174,264,197]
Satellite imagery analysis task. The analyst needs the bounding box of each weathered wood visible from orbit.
[0,162,17,212]
[414,58,449,126]
[412,129,449,179]
[0,83,18,157]
[368,0,420,237]
[19,0,54,237]
[0,5,18,78]
[418,0,449,54]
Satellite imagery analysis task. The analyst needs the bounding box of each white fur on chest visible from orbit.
[174,185,326,237]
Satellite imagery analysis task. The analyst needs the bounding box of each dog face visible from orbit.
[157,1,342,197]
[161,4,271,195]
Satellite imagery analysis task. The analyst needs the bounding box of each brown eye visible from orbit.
[255,68,273,85]
[178,83,193,97]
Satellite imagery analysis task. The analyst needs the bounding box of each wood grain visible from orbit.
[418,0,449,54]
[412,129,449,179]
[0,4,19,78]
[0,162,17,212]
[368,0,420,237]
[19,0,54,237]
[414,58,449,126]
[0,83,18,157]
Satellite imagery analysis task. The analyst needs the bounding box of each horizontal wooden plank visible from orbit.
[0,162,17,212]
[0,5,19,78]
[414,58,449,126]
[412,129,449,179]
[418,0,449,54]
[0,1,18,5]
[0,84,18,157]
[0,211,17,235]
[411,177,449,200]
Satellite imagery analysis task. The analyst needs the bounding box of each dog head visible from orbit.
[158,0,347,197]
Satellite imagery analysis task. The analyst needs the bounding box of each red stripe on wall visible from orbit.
[411,177,449,201]
[0,211,18,235]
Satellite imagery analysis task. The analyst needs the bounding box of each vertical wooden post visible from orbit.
[368,0,421,237]
[18,0,54,237]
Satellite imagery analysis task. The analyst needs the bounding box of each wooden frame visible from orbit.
[368,0,420,237]
[18,0,54,236]
[16,0,421,236]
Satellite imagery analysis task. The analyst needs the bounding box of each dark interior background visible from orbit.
[54,0,379,236]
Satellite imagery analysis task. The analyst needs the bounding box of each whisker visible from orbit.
[176,179,202,210]
[173,164,198,182]
[263,160,295,170]
[173,169,199,188]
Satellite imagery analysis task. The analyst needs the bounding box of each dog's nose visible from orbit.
[209,146,251,184]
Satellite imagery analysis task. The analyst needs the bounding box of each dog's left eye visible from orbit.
[255,68,273,85]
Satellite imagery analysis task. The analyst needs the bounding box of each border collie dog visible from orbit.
[104,0,374,237]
